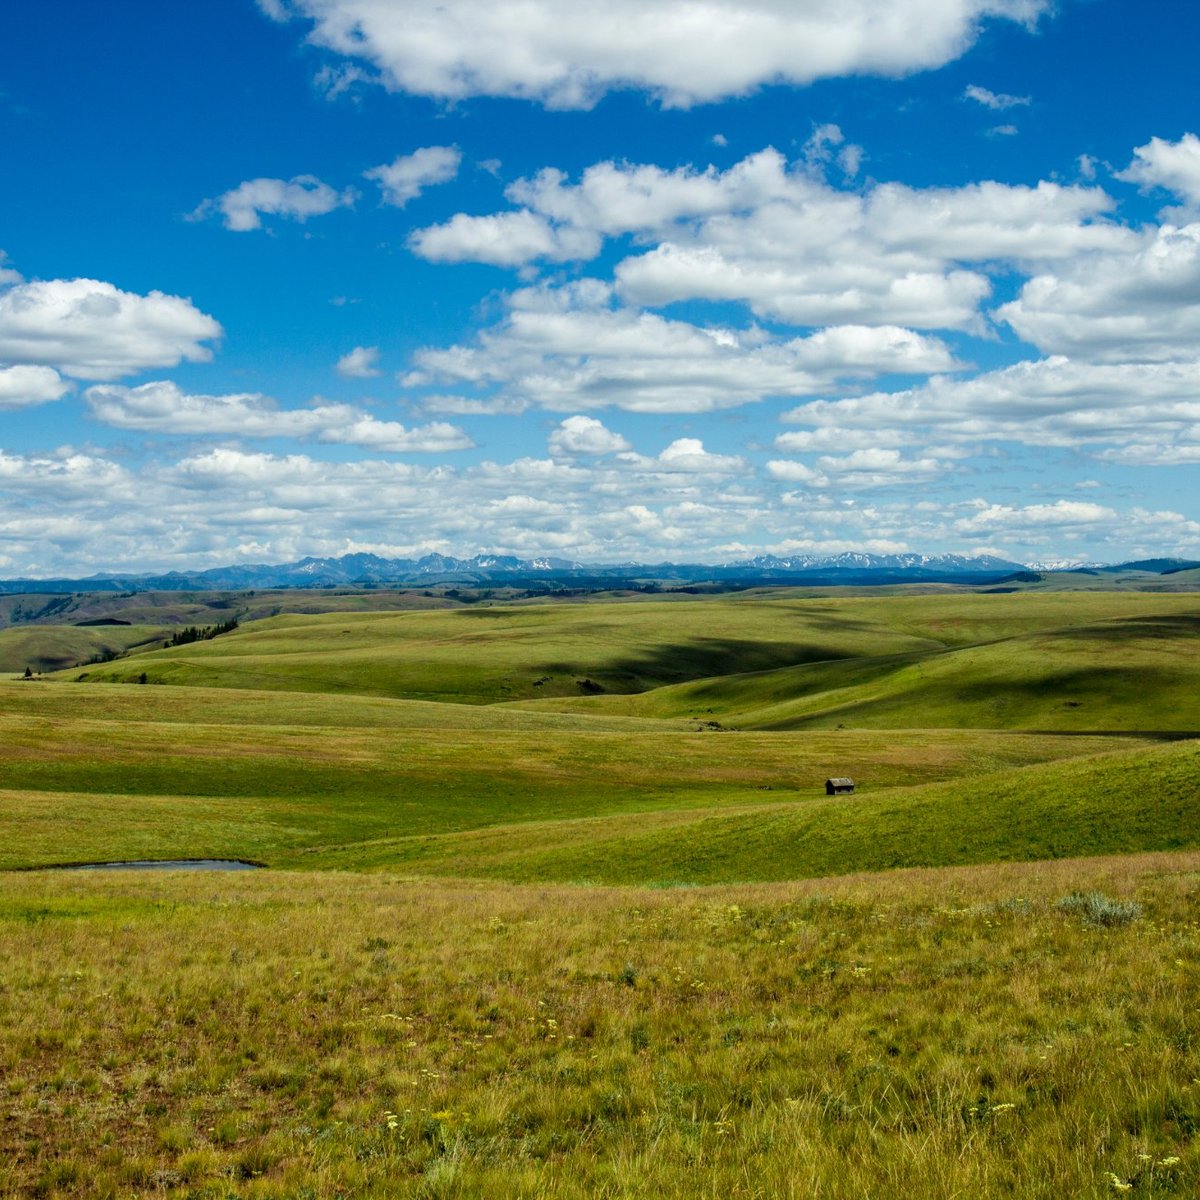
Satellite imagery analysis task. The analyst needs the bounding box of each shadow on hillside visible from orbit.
[785,606,966,646]
[536,637,860,690]
[1055,615,1200,641]
[937,665,1189,707]
[759,663,1199,733]
[780,606,886,632]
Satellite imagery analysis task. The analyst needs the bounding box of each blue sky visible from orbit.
[2,0,1199,574]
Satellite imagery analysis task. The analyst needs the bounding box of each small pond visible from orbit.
[67,860,262,872]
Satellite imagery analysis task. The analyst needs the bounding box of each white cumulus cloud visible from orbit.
[955,499,1117,533]
[617,172,1124,329]
[336,345,381,378]
[86,381,330,437]
[364,146,462,207]
[0,278,221,381]
[263,0,1051,109]
[1116,133,1200,210]
[997,222,1200,362]
[318,414,474,453]
[644,437,745,474]
[781,356,1200,453]
[0,365,70,409]
[0,448,131,498]
[964,84,1030,109]
[200,174,356,232]
[412,282,960,413]
[4,433,1198,574]
[548,415,632,456]
[413,148,1129,334]
[410,210,601,266]
[769,448,948,489]
[0,252,22,288]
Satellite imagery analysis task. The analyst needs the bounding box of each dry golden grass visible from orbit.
[3,852,1198,1198]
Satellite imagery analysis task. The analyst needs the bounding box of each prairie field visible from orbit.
[4,857,1199,1199]
[3,586,1199,1196]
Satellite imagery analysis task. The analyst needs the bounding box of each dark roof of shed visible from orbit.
[826,777,855,786]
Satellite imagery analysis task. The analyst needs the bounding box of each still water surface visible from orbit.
[70,860,262,871]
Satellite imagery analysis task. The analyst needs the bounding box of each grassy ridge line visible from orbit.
[1007,564,1200,592]
[765,613,1200,731]
[3,853,1198,1197]
[306,740,1200,881]
[60,591,1197,703]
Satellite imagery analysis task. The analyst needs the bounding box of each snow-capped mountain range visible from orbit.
[728,552,1020,573]
[1,552,1196,594]
[1024,559,1107,571]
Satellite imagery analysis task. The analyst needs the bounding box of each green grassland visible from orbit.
[54,591,1200,712]
[0,677,1155,871]
[534,613,1200,731]
[328,739,1197,883]
[4,588,1197,877]
[976,566,1200,592]
[54,596,941,700]
[4,586,1200,1196]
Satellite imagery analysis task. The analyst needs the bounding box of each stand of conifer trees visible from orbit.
[168,616,239,647]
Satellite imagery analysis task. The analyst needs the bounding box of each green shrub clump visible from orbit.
[1056,890,1142,927]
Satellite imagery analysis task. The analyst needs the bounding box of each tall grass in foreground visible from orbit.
[2,853,1199,1198]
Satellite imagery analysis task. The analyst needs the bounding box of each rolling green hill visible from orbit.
[56,597,944,700]
[1,588,1194,879]
[319,738,1199,883]
[50,592,1200,715]
[528,609,1200,732]
[986,564,1200,592]
[0,623,167,675]
[0,677,1155,871]
[0,586,460,632]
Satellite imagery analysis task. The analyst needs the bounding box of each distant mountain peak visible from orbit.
[0,548,1082,593]
[726,551,1023,573]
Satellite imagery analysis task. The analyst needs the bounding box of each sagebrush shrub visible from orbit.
[1056,890,1142,927]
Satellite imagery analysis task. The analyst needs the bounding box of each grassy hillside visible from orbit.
[8,589,1195,877]
[0,623,166,675]
[0,679,1150,872]
[981,565,1200,592]
[516,600,1200,732]
[326,739,1199,883]
[59,598,944,701]
[0,587,461,632]
[54,592,1200,711]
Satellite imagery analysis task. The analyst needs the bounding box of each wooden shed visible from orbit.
[825,777,855,796]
